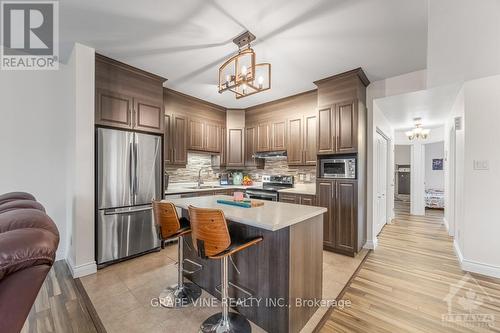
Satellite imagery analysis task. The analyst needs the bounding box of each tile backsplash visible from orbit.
[165,152,219,183]
[166,153,316,184]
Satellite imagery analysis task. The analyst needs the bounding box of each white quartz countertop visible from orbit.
[165,183,258,195]
[165,195,327,231]
[278,183,316,195]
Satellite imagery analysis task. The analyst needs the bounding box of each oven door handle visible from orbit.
[246,192,277,199]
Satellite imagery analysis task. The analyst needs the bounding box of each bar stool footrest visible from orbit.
[182,258,203,274]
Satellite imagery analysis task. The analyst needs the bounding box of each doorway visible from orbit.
[424,141,445,214]
[375,131,389,236]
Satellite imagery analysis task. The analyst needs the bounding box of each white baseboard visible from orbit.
[364,238,378,250]
[66,257,97,278]
[453,239,500,278]
[443,217,449,233]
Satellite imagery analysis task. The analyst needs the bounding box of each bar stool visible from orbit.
[188,205,263,333]
[152,201,202,308]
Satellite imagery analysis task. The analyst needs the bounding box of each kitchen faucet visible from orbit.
[197,168,207,188]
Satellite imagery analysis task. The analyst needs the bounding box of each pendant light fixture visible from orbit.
[218,31,271,99]
[405,118,430,140]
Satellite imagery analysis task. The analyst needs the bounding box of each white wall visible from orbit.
[0,43,96,276]
[365,70,427,249]
[424,141,444,190]
[461,75,500,277]
[0,63,72,259]
[427,0,500,88]
[394,145,411,165]
[66,44,96,277]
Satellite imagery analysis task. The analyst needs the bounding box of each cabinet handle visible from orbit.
[336,135,339,151]
[331,184,334,199]
[336,185,338,199]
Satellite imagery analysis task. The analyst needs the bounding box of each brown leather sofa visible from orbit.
[0,192,59,333]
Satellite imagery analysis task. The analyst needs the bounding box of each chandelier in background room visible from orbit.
[406,118,430,140]
[218,31,271,99]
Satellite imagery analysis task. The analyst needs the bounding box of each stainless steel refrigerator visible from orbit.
[96,128,162,266]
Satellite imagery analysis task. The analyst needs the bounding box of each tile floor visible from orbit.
[80,244,368,333]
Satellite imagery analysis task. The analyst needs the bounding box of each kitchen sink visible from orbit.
[186,185,223,190]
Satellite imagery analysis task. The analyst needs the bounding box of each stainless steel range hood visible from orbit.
[252,150,287,159]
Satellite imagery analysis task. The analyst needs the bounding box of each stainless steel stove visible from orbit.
[245,175,294,201]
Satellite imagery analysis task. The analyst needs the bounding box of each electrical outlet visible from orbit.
[305,174,311,182]
[473,160,489,170]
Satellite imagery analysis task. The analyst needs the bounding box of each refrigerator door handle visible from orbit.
[134,141,139,199]
[104,206,152,216]
[129,141,135,197]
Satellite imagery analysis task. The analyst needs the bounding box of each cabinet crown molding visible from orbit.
[313,68,370,87]
[96,53,167,83]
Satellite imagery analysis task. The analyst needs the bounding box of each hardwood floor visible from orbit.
[321,201,500,333]
[21,260,100,333]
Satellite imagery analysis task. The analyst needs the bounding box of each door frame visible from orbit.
[375,128,393,235]
[448,127,456,236]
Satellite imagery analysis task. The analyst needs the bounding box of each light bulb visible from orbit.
[258,76,264,89]
[226,75,230,83]
[242,84,247,94]
[241,66,247,76]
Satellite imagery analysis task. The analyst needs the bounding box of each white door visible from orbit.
[376,132,388,235]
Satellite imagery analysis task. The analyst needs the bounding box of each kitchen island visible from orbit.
[166,195,326,333]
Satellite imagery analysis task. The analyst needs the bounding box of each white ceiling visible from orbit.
[374,83,462,130]
[59,0,428,108]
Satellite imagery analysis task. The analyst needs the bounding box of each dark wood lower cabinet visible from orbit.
[316,179,358,256]
[279,193,316,206]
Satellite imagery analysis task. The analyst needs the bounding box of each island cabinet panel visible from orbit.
[272,120,287,150]
[287,117,303,165]
[334,180,357,254]
[227,128,244,167]
[181,210,323,333]
[336,100,358,153]
[303,115,317,165]
[317,180,335,250]
[257,122,271,152]
[317,105,335,154]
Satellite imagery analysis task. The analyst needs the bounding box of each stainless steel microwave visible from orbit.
[320,157,356,179]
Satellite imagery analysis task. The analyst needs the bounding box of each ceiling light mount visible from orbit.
[218,31,271,99]
[405,118,430,141]
[233,31,256,49]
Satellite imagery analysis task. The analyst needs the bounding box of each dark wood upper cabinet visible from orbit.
[334,180,357,254]
[164,114,172,164]
[303,115,317,165]
[317,105,335,154]
[271,120,286,150]
[188,118,204,151]
[287,117,303,165]
[336,100,358,153]
[317,180,335,250]
[204,122,220,152]
[245,125,257,166]
[134,98,164,133]
[95,54,165,134]
[171,114,187,165]
[220,127,227,167]
[95,89,133,129]
[227,128,244,167]
[257,122,271,152]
